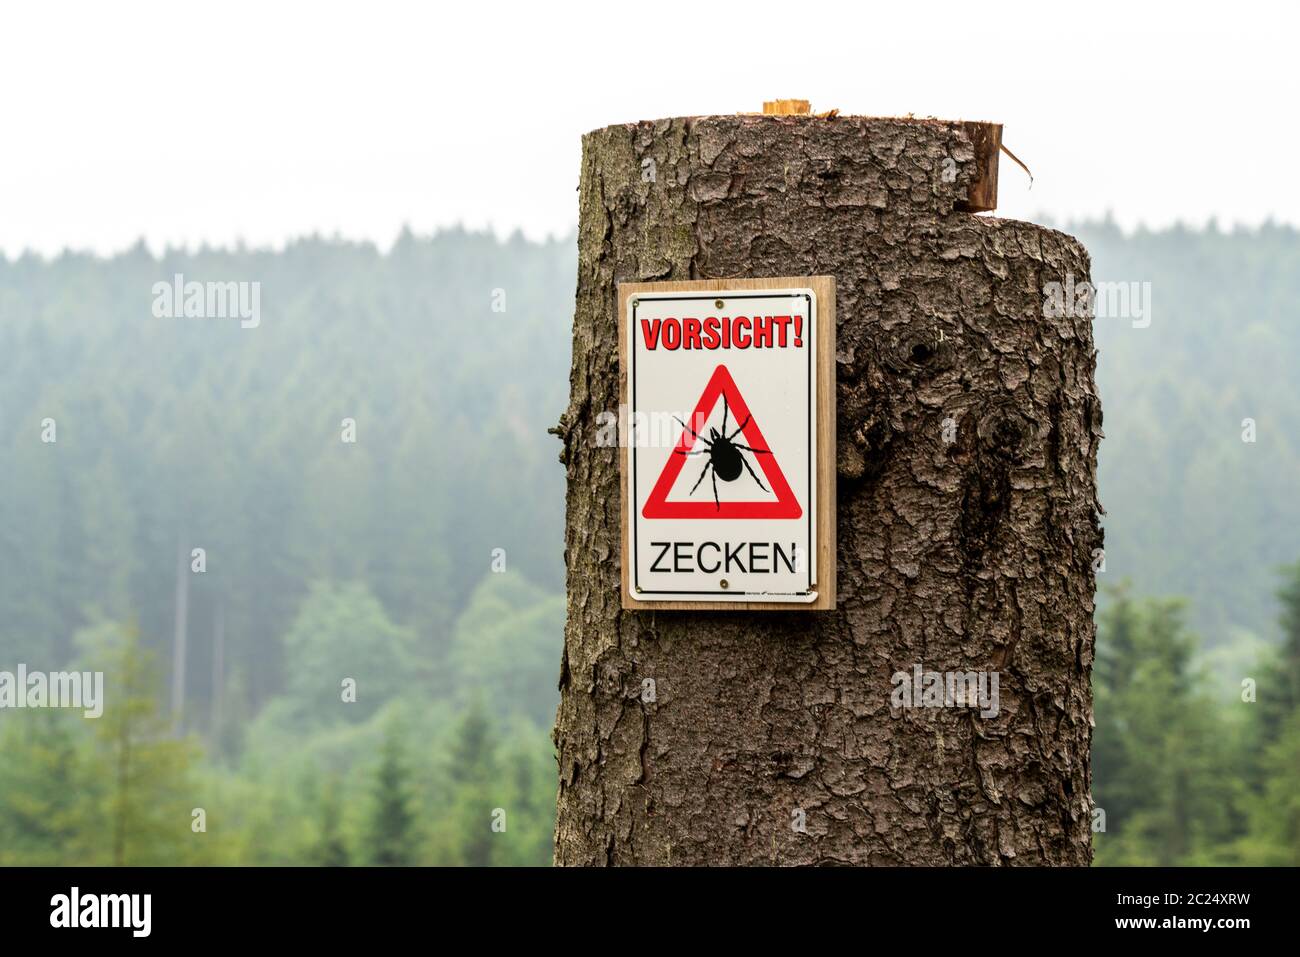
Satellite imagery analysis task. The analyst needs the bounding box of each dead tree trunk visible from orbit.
[553,113,1102,866]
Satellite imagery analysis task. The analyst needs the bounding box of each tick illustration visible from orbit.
[674,391,771,509]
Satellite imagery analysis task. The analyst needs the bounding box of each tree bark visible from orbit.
[553,114,1102,866]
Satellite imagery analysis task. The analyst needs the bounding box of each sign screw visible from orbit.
[715,299,725,309]
[720,579,729,590]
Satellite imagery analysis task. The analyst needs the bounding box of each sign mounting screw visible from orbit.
[715,299,725,309]
[720,579,729,590]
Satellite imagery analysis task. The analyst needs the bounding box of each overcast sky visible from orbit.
[1,1,1291,256]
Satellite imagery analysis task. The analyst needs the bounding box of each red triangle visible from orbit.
[642,364,802,519]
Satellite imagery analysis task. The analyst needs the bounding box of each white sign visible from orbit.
[624,284,822,604]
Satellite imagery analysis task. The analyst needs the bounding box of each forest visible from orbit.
[0,219,1297,865]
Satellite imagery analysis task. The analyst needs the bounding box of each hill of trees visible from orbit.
[1075,217,1300,644]
[0,219,1297,865]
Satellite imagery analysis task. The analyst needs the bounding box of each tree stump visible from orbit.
[552,113,1102,866]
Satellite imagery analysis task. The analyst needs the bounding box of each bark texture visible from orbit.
[552,115,1102,866]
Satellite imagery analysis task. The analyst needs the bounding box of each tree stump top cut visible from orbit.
[588,113,1003,213]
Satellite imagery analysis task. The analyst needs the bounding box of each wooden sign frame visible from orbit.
[619,276,836,611]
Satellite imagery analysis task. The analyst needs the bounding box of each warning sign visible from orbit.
[620,277,836,609]
[641,364,801,520]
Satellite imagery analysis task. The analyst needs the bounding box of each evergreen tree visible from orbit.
[1256,560,1300,743]
[366,725,416,866]
[1236,710,1300,864]
[1233,562,1300,863]
[0,712,89,865]
[1092,587,1237,865]
[80,622,198,866]
[442,698,499,867]
[313,775,351,867]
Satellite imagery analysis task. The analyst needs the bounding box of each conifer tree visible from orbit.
[314,775,350,867]
[366,725,416,866]
[82,622,196,866]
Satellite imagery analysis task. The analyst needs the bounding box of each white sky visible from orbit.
[1,1,1293,257]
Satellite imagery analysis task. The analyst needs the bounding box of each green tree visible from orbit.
[426,698,500,866]
[493,719,556,866]
[80,622,199,866]
[313,774,351,867]
[1256,560,1300,744]
[0,712,90,865]
[366,724,416,866]
[279,581,421,728]
[1092,587,1237,865]
[1232,561,1300,863]
[1236,710,1300,864]
[447,575,563,726]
